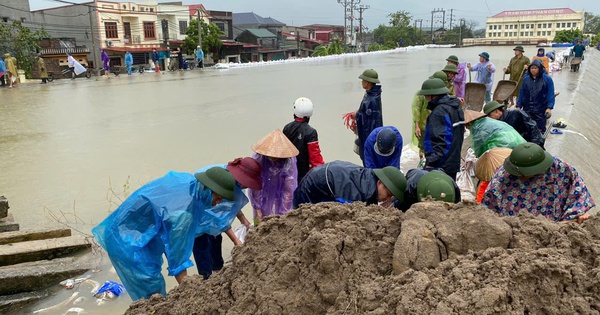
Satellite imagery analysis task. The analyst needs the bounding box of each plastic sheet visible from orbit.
[470,117,526,158]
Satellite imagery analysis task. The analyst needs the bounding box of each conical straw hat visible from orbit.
[251,129,299,158]
[464,109,486,124]
[475,147,513,181]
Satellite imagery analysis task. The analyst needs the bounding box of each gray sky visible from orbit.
[29,0,599,30]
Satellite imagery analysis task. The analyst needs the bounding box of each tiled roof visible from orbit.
[233,12,284,26]
[245,28,277,38]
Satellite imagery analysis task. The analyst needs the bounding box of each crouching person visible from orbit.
[293,161,407,208]
[396,169,461,211]
[92,167,237,300]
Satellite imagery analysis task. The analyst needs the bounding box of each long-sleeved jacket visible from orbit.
[500,109,544,147]
[423,95,465,177]
[505,55,530,97]
[356,85,383,162]
[363,126,403,169]
[293,161,378,208]
[410,93,429,153]
[37,58,48,78]
[0,59,6,73]
[125,53,133,66]
[248,154,297,219]
[196,49,204,61]
[453,62,467,98]
[283,118,324,183]
[517,59,555,131]
[470,60,496,91]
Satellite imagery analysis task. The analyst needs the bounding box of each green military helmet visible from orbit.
[513,45,525,52]
[359,69,380,84]
[503,142,554,177]
[442,64,458,74]
[373,166,407,202]
[417,171,455,203]
[483,101,505,115]
[417,78,450,96]
[195,167,236,201]
[446,55,459,63]
[429,71,448,82]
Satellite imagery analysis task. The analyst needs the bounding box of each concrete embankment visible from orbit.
[545,49,600,211]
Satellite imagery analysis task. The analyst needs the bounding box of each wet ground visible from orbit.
[0,46,594,314]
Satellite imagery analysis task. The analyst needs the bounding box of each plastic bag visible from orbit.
[457,170,475,200]
[470,117,526,157]
[233,224,252,244]
[94,280,125,298]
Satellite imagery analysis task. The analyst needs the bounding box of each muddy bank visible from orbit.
[126,202,600,315]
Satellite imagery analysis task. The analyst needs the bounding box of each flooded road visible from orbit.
[0,45,588,314]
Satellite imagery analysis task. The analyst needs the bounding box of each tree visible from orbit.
[584,12,600,34]
[184,19,223,63]
[388,11,412,28]
[311,38,344,57]
[553,29,584,43]
[0,21,49,78]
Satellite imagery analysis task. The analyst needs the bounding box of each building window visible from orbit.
[105,22,118,38]
[143,21,156,39]
[179,20,187,35]
[561,22,566,27]
[489,25,493,30]
[529,31,533,36]
[525,24,529,29]
[573,23,577,28]
[215,22,225,32]
[538,24,541,28]
[123,22,131,38]
[488,32,492,37]
[520,32,524,37]
[567,22,571,28]
[505,32,508,37]
[537,31,541,36]
[556,23,560,28]
[543,23,547,28]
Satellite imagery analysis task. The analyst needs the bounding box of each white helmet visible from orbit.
[293,97,313,118]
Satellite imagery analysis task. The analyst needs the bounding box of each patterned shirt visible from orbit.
[482,157,594,222]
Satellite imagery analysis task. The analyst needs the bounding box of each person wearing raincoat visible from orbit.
[91,167,237,301]
[410,84,430,159]
[446,55,467,99]
[441,66,458,96]
[532,48,550,73]
[193,157,261,279]
[293,161,406,209]
[0,56,6,87]
[196,46,204,68]
[517,59,555,133]
[125,51,134,75]
[483,142,594,223]
[503,46,530,106]
[249,129,299,223]
[101,48,110,77]
[463,109,526,158]
[363,126,403,169]
[343,69,383,164]
[467,52,496,103]
[484,101,544,147]
[4,53,18,88]
[36,53,48,84]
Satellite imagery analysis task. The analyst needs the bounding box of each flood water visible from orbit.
[0,45,586,314]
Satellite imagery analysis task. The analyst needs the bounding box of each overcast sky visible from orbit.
[29,0,599,30]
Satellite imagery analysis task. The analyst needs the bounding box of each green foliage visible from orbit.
[367,43,384,52]
[184,19,223,62]
[592,32,600,45]
[0,21,49,78]
[584,12,600,34]
[553,29,584,43]
[311,38,344,56]
[388,11,412,28]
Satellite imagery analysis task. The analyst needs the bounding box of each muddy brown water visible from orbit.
[0,46,596,314]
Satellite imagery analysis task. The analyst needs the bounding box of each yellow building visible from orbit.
[484,8,585,44]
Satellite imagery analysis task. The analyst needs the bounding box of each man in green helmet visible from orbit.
[396,169,461,211]
[417,78,465,180]
[503,46,530,106]
[483,101,544,147]
[482,142,594,223]
[446,55,466,98]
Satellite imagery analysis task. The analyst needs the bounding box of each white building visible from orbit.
[485,8,585,44]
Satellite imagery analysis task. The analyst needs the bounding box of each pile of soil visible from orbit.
[126,201,600,315]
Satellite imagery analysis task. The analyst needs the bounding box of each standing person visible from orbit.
[532,48,550,73]
[67,52,77,79]
[363,126,403,169]
[193,157,261,280]
[283,97,325,183]
[0,55,7,87]
[195,46,204,68]
[482,142,594,223]
[249,129,299,224]
[101,48,110,78]
[176,47,184,71]
[572,39,586,58]
[152,48,161,73]
[293,161,406,209]
[342,69,383,164]
[446,55,467,99]
[503,46,530,106]
[467,52,496,103]
[125,51,133,75]
[484,101,544,147]
[36,53,48,84]
[442,65,458,96]
[410,81,430,159]
[517,59,555,133]
[417,78,465,180]
[91,167,237,301]
[4,53,18,88]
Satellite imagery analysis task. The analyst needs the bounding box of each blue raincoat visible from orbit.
[356,85,383,163]
[363,126,403,169]
[125,52,133,75]
[517,59,555,132]
[92,170,240,301]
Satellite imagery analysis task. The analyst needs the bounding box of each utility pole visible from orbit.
[430,8,444,43]
[459,18,465,47]
[88,5,99,69]
[197,9,202,50]
[357,4,369,46]
[337,0,349,45]
[449,9,453,30]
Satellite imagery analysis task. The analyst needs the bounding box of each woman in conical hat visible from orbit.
[248,129,299,223]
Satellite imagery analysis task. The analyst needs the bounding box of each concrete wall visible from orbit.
[545,49,600,212]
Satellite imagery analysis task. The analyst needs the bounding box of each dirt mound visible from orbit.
[126,202,600,315]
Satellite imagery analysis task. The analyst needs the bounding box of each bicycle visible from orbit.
[47,67,93,82]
